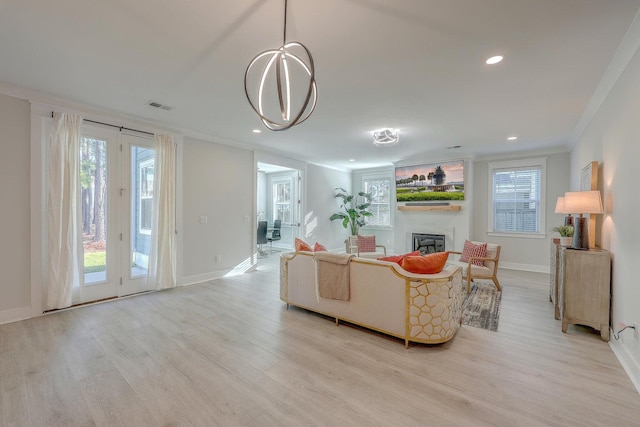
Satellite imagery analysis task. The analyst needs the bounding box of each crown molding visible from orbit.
[569,8,640,148]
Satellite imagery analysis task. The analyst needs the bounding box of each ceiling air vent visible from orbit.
[147,101,173,111]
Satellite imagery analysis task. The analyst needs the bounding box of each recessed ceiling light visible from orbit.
[349,158,355,162]
[252,129,262,133]
[486,55,504,65]
[507,136,518,141]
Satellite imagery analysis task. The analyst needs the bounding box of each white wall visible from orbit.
[0,93,31,320]
[570,40,640,390]
[257,170,266,221]
[180,137,254,284]
[473,152,571,271]
[303,163,351,251]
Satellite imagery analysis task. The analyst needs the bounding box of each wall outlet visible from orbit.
[199,215,208,224]
[215,255,221,263]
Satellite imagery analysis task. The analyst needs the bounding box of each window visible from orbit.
[488,158,546,236]
[139,158,154,234]
[273,180,291,223]
[363,175,391,227]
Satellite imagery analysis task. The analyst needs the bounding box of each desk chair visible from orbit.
[267,219,282,253]
[257,221,268,256]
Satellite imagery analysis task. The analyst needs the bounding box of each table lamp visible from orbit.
[554,196,573,226]
[564,190,603,250]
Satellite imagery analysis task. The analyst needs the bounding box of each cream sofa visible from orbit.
[280,251,463,347]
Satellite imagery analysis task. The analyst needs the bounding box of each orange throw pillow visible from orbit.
[314,242,328,252]
[295,238,312,252]
[378,250,420,265]
[401,252,450,274]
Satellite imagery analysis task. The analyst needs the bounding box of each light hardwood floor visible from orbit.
[2,254,639,426]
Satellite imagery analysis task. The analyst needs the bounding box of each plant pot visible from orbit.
[560,236,572,247]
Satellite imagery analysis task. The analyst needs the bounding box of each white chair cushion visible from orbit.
[446,260,492,277]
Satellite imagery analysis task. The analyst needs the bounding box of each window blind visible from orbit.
[492,167,541,233]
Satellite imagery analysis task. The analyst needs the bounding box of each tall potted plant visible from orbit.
[329,187,373,235]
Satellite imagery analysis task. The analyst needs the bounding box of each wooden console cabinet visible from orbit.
[549,239,561,319]
[558,247,611,341]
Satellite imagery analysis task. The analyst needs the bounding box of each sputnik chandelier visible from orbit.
[244,0,317,131]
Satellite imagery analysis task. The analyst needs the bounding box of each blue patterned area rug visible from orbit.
[462,282,501,332]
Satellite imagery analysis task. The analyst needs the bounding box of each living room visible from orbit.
[1,1,640,424]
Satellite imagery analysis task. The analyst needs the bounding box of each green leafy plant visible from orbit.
[550,225,574,237]
[330,187,373,235]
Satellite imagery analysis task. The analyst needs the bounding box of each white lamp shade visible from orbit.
[554,196,566,214]
[564,190,603,214]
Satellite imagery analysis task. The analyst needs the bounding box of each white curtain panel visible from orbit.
[47,113,83,309]
[148,134,176,290]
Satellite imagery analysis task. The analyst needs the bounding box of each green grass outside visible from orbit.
[397,187,426,194]
[84,251,106,273]
[396,191,465,202]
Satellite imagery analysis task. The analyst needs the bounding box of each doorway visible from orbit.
[77,125,157,304]
[257,162,302,255]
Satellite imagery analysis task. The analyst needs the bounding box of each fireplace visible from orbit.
[412,233,445,255]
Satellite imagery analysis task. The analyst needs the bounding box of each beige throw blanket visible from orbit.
[314,252,355,301]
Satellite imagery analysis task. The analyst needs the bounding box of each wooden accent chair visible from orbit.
[448,242,501,293]
[345,235,387,259]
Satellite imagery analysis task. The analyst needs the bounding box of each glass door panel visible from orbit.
[81,137,108,285]
[121,134,156,297]
[131,146,155,278]
[76,126,120,304]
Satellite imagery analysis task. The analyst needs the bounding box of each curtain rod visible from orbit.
[51,111,155,137]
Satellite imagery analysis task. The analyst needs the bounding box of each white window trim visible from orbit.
[487,157,546,238]
[361,172,393,229]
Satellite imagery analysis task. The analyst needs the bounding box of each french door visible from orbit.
[77,126,155,304]
[121,134,156,296]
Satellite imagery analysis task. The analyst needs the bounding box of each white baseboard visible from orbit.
[179,270,232,287]
[499,261,549,273]
[610,336,640,394]
[0,305,33,325]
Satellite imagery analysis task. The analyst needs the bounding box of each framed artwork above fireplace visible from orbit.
[395,160,464,202]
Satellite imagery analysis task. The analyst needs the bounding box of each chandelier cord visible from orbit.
[283,0,288,45]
